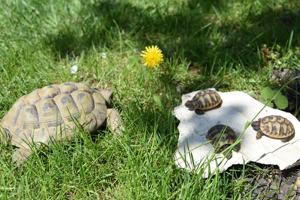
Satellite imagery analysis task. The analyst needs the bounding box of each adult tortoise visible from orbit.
[0,82,123,164]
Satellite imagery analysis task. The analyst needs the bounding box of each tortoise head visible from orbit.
[185,100,197,110]
[251,119,261,131]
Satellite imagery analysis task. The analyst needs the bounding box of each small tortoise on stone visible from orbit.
[251,115,295,142]
[185,89,222,115]
[0,82,123,164]
[206,124,240,159]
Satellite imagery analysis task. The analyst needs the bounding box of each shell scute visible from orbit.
[20,105,39,129]
[75,83,92,92]
[92,103,107,127]
[71,90,94,114]
[38,86,60,99]
[23,90,41,105]
[206,124,240,158]
[60,82,78,94]
[53,94,80,120]
[35,98,63,125]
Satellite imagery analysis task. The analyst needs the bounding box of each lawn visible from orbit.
[0,0,300,199]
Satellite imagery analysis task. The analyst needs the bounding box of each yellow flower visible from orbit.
[141,45,164,68]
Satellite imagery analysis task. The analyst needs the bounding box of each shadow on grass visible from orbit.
[47,1,300,67]
[45,0,300,147]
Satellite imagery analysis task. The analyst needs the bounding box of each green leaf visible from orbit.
[259,97,274,108]
[265,101,274,108]
[274,94,289,109]
[260,87,276,100]
[244,121,251,129]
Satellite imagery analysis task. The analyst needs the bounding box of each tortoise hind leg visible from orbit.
[256,131,263,139]
[12,148,32,166]
[281,134,295,142]
[195,109,204,115]
[107,108,124,136]
[281,137,290,142]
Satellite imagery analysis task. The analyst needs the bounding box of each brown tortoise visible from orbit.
[185,89,222,115]
[251,115,295,142]
[206,124,240,159]
[0,82,123,164]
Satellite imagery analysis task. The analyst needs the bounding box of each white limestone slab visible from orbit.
[174,90,300,178]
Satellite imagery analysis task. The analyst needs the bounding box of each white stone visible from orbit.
[174,90,300,178]
[100,52,107,59]
[70,65,78,74]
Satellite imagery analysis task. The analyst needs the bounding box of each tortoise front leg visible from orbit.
[107,108,124,136]
[12,147,32,166]
[256,131,263,139]
[195,109,204,115]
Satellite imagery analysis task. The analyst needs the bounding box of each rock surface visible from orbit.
[174,90,300,178]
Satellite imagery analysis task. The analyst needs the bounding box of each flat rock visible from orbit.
[174,90,300,178]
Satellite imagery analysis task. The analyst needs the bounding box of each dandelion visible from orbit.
[141,45,164,68]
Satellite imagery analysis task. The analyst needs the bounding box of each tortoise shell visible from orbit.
[206,124,240,158]
[251,115,295,142]
[1,82,108,148]
[185,89,222,115]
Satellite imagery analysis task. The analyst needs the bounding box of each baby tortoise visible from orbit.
[0,82,123,165]
[251,115,295,142]
[185,89,222,115]
[206,124,240,159]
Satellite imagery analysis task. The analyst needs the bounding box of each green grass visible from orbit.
[1,0,300,199]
